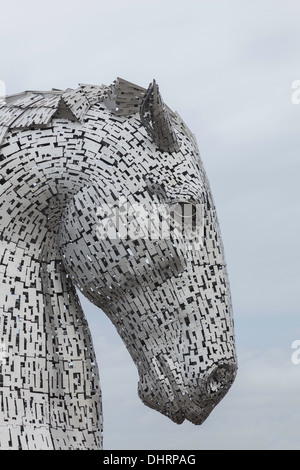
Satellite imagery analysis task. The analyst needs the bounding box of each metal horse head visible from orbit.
[0,77,237,449]
[60,77,238,424]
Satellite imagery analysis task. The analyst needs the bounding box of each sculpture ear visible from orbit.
[104,77,147,116]
[140,80,180,153]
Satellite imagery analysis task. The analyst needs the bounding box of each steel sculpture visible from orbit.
[0,78,237,449]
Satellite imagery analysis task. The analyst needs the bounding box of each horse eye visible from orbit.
[171,202,198,230]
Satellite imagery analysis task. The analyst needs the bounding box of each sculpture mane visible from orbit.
[0,77,184,152]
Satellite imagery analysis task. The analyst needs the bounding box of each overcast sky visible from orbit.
[1,0,300,450]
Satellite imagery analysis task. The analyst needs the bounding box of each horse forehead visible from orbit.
[83,103,198,172]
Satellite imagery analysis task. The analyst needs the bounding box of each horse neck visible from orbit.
[2,119,89,242]
[0,117,101,329]
[0,122,102,449]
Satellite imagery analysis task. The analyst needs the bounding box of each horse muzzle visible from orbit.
[138,358,237,425]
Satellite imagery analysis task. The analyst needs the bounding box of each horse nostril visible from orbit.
[207,374,220,393]
[205,362,237,397]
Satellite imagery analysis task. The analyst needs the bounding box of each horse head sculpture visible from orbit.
[0,77,237,449]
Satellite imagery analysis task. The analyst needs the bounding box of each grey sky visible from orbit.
[1,0,300,449]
